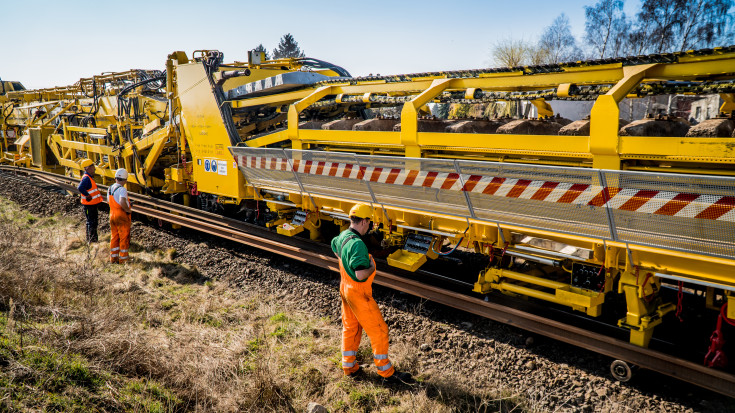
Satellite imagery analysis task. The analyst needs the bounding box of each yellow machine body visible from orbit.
[3,46,735,349]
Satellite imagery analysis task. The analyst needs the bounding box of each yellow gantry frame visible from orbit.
[2,69,178,188]
[46,121,173,186]
[234,48,735,347]
[237,49,735,170]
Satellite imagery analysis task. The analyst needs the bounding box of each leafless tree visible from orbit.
[676,0,734,51]
[637,0,683,53]
[585,0,631,58]
[491,38,531,67]
[527,45,552,65]
[634,0,734,54]
[539,14,584,64]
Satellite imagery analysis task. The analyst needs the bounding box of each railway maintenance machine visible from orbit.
[2,46,735,368]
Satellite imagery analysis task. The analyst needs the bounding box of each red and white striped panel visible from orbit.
[236,155,735,223]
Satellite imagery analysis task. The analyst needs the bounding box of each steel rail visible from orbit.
[2,165,735,398]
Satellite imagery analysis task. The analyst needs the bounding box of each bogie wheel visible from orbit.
[610,359,636,382]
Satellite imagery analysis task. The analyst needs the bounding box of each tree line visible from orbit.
[492,0,735,66]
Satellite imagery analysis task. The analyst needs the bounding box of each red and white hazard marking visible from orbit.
[236,155,735,223]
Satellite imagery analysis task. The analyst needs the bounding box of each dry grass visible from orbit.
[0,197,526,412]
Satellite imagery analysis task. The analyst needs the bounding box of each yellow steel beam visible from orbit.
[417,132,589,155]
[66,125,108,135]
[300,129,401,146]
[645,55,735,79]
[24,101,60,128]
[287,86,333,149]
[49,134,115,156]
[401,79,452,157]
[41,101,75,127]
[721,93,735,114]
[244,130,289,147]
[142,128,171,176]
[13,101,63,110]
[230,90,312,109]
[119,128,170,157]
[590,64,658,169]
[296,130,589,160]
[531,98,554,117]
[619,136,735,161]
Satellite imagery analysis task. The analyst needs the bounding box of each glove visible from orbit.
[85,195,92,202]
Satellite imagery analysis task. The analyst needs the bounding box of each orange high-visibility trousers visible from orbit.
[339,256,395,378]
[109,195,131,264]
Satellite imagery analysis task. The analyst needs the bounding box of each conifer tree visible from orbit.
[272,34,305,59]
[253,44,270,60]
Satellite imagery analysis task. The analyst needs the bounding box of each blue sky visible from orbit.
[2,0,641,89]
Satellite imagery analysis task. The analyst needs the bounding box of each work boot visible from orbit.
[345,366,365,380]
[382,370,414,385]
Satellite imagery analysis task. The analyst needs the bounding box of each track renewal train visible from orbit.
[2,46,735,374]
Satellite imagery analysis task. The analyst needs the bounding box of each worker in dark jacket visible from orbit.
[331,204,413,384]
[77,159,102,243]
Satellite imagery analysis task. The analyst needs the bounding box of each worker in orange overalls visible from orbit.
[331,204,413,384]
[108,168,132,263]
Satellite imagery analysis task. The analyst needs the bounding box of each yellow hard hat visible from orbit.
[349,204,373,219]
[80,159,94,168]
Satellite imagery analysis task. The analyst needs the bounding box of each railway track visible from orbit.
[2,165,735,398]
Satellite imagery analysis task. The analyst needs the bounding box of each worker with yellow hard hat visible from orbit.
[77,159,102,243]
[108,168,132,263]
[331,204,413,384]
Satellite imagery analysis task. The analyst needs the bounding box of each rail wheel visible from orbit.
[610,359,637,382]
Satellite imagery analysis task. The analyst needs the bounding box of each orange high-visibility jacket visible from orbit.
[80,173,102,205]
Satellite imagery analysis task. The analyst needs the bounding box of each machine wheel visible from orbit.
[610,359,636,382]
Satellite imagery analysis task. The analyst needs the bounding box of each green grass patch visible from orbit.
[0,313,180,412]
[270,325,288,338]
[246,337,262,353]
[269,312,289,323]
[166,284,196,296]
[193,313,222,328]
[348,386,396,410]
[120,379,181,412]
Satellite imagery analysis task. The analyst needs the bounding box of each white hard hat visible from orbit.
[115,168,128,180]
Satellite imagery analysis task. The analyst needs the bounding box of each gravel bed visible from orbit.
[0,173,731,412]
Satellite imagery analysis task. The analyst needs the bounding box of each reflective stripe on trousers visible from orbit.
[339,257,395,378]
[109,193,131,264]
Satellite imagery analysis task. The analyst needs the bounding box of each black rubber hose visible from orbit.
[202,52,241,147]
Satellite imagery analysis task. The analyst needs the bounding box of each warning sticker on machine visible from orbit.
[203,159,228,176]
